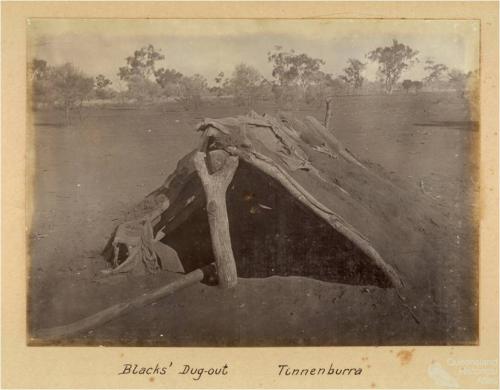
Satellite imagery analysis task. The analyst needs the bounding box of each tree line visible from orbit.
[30,39,478,119]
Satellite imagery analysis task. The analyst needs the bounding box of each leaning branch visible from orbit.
[34,264,216,340]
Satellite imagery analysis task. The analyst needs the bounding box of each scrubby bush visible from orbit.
[95,74,115,100]
[340,58,366,91]
[125,75,162,104]
[176,74,208,110]
[225,63,266,108]
[31,62,94,123]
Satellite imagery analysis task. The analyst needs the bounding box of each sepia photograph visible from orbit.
[27,18,480,347]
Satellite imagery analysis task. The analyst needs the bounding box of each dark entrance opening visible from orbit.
[162,161,394,288]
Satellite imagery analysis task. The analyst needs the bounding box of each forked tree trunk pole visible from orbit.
[193,151,239,289]
[324,97,333,131]
[34,264,216,340]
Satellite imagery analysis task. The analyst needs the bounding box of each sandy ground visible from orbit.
[28,92,478,346]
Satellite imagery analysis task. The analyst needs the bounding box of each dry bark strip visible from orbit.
[193,150,239,289]
[304,116,365,169]
[34,264,216,340]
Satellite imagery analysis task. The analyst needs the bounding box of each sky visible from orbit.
[28,19,480,89]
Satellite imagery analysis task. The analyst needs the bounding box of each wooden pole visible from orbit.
[324,97,333,131]
[34,264,216,340]
[193,151,239,289]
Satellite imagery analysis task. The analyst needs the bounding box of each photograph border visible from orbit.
[2,2,498,388]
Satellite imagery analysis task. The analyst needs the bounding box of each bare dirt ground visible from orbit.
[28,92,478,346]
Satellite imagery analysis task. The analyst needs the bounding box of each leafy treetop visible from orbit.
[340,58,366,90]
[423,59,449,84]
[366,39,419,93]
[118,45,165,80]
[267,46,325,90]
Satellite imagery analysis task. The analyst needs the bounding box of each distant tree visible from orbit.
[176,74,208,110]
[118,44,165,81]
[467,69,480,120]
[423,59,448,84]
[125,74,161,104]
[413,81,423,93]
[118,45,165,104]
[95,74,114,99]
[402,79,423,94]
[304,71,334,106]
[215,71,225,84]
[30,58,52,107]
[154,68,183,99]
[402,79,413,93]
[267,46,325,104]
[258,79,274,102]
[363,79,386,94]
[50,63,94,124]
[447,69,469,97]
[329,76,349,95]
[227,63,264,108]
[449,68,479,102]
[340,58,366,91]
[95,74,112,89]
[367,39,419,94]
[210,71,226,97]
[30,58,48,81]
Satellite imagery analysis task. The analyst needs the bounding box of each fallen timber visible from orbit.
[34,264,217,340]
